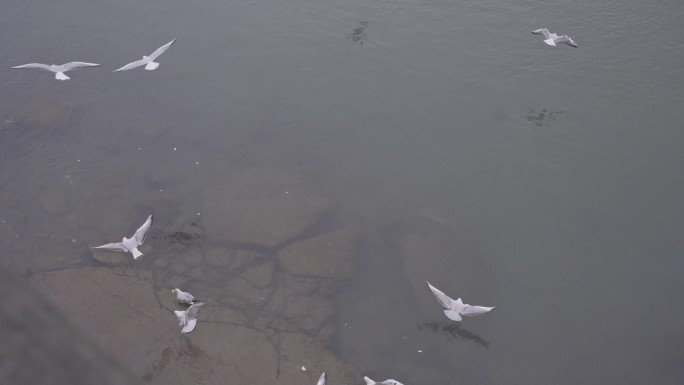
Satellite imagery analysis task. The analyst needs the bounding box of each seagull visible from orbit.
[114,39,176,72]
[92,214,153,260]
[316,372,326,385]
[426,281,494,322]
[11,62,100,80]
[364,376,404,385]
[172,288,198,305]
[531,28,577,47]
[174,302,203,334]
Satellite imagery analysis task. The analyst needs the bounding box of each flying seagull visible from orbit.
[11,62,100,80]
[531,28,577,47]
[364,376,404,385]
[172,288,198,305]
[426,281,494,322]
[92,214,153,260]
[114,39,176,72]
[316,372,326,385]
[174,302,203,334]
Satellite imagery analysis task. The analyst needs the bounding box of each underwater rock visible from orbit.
[282,295,335,334]
[242,261,274,288]
[201,169,331,247]
[204,247,263,270]
[2,268,141,385]
[278,226,361,279]
[90,247,132,265]
[28,267,360,385]
[276,332,361,385]
[226,277,272,305]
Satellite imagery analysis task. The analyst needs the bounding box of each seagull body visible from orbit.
[364,376,404,385]
[172,288,198,305]
[174,302,203,334]
[531,28,577,47]
[11,62,100,80]
[92,214,153,260]
[114,39,176,72]
[426,281,494,322]
[316,372,326,385]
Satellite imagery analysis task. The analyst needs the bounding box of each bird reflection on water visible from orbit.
[418,321,490,349]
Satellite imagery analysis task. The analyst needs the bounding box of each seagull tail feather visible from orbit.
[132,248,143,259]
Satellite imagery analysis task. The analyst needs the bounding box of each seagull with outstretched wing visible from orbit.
[316,372,326,385]
[114,39,176,72]
[364,376,405,385]
[174,302,203,334]
[11,61,100,80]
[426,281,494,322]
[532,28,578,47]
[92,214,153,260]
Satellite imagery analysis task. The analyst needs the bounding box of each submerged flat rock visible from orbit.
[278,226,361,279]
[201,169,331,247]
[28,267,360,385]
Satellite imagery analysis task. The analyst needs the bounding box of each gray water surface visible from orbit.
[1,0,683,383]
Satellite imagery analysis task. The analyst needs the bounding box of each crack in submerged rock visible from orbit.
[27,206,364,384]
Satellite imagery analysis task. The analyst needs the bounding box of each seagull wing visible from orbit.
[132,214,153,245]
[426,281,454,309]
[113,59,147,72]
[93,242,128,252]
[174,310,186,325]
[317,372,326,385]
[185,302,204,318]
[11,63,51,70]
[181,319,197,333]
[556,35,578,47]
[461,305,495,316]
[531,28,551,38]
[364,377,377,385]
[62,62,100,71]
[148,39,176,61]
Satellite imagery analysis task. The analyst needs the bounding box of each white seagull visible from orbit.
[316,372,326,385]
[92,214,153,260]
[172,288,198,305]
[174,302,204,334]
[364,376,404,385]
[114,39,176,72]
[426,281,494,322]
[531,28,578,47]
[11,62,100,80]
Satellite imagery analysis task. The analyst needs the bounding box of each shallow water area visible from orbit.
[1,0,684,383]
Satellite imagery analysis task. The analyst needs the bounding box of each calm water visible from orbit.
[1,0,684,383]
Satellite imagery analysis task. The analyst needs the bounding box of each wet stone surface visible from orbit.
[29,204,364,385]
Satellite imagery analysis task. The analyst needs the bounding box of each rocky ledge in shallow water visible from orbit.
[29,257,360,384]
[201,168,332,247]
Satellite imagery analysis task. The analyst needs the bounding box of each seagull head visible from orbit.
[172,288,179,295]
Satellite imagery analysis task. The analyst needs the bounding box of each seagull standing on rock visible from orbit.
[11,62,100,80]
[114,39,176,72]
[426,281,494,322]
[531,28,578,47]
[92,214,153,260]
[172,288,198,305]
[175,302,204,334]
